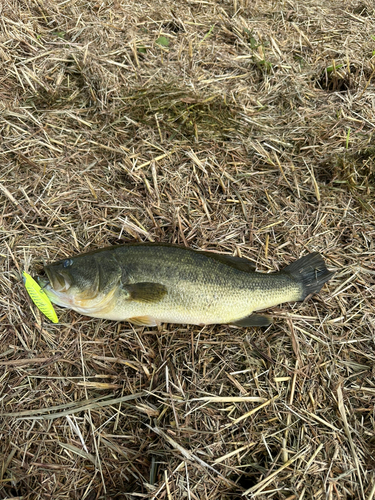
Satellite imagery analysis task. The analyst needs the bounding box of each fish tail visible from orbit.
[284,252,334,301]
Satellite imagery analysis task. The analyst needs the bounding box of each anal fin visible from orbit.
[232,314,273,327]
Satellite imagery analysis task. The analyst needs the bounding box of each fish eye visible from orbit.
[63,259,73,268]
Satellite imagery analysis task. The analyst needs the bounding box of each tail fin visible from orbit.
[284,252,334,301]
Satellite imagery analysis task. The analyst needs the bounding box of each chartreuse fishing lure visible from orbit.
[22,271,58,323]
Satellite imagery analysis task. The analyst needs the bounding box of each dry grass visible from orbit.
[1,0,375,498]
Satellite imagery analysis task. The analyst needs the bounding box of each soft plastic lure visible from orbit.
[22,271,58,323]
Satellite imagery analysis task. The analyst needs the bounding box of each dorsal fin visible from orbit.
[200,252,256,272]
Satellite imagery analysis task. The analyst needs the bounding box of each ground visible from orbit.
[0,0,375,499]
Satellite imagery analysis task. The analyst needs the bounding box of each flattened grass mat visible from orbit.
[1,0,374,498]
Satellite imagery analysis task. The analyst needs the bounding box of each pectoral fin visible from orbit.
[123,282,167,303]
[232,314,273,327]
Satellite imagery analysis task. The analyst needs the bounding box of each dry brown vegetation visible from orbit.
[1,0,375,498]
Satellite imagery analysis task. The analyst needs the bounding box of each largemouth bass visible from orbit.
[37,244,333,327]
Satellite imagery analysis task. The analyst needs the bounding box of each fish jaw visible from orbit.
[36,275,119,317]
[37,276,77,309]
[43,265,73,293]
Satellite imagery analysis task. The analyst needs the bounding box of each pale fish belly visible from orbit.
[94,276,302,325]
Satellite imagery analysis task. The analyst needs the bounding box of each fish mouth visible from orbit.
[36,275,50,289]
[43,266,72,293]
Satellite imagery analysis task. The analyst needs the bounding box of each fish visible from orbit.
[37,243,334,327]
